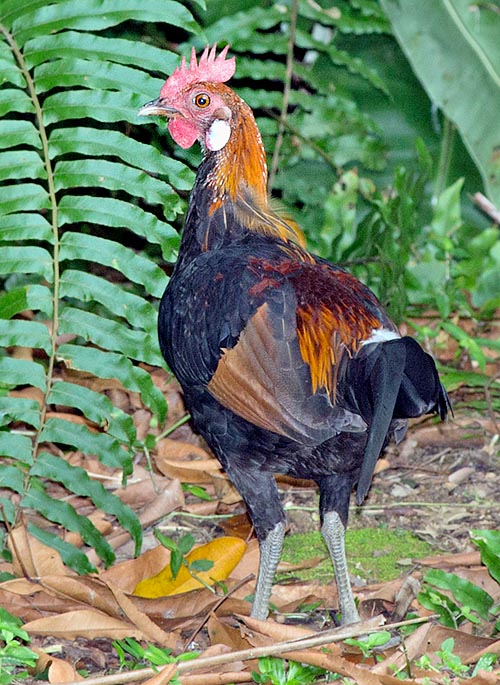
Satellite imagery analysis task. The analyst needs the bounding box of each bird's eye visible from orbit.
[194,93,211,109]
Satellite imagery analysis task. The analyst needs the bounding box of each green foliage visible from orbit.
[344,631,392,659]
[112,637,199,682]
[381,0,500,207]
[419,530,500,632]
[154,530,214,583]
[2,0,499,574]
[0,608,38,685]
[252,656,325,685]
[0,0,199,569]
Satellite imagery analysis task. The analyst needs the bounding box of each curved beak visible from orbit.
[138,98,178,118]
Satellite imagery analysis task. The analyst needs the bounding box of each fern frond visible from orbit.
[0,0,199,570]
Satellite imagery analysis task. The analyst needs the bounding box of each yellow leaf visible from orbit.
[133,536,246,598]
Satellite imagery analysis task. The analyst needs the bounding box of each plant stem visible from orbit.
[268,0,299,193]
[155,413,191,442]
[0,23,61,472]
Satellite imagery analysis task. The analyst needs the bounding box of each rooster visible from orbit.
[139,45,450,625]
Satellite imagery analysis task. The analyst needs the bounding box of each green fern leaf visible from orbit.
[31,452,142,555]
[22,486,115,567]
[28,523,98,574]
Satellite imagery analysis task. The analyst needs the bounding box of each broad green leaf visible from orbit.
[0,357,47,391]
[40,417,132,474]
[34,58,162,99]
[424,568,494,620]
[0,284,53,319]
[58,195,177,251]
[0,246,53,281]
[0,88,34,116]
[49,127,193,190]
[13,0,198,43]
[0,463,25,493]
[24,31,179,75]
[0,213,53,243]
[0,397,41,429]
[0,319,51,355]
[42,89,145,126]
[0,56,26,88]
[381,0,500,205]
[0,150,46,181]
[0,0,49,25]
[54,159,182,217]
[47,381,136,443]
[32,452,142,554]
[60,269,157,333]
[22,485,115,567]
[0,120,41,150]
[59,232,168,297]
[58,306,162,365]
[471,530,500,585]
[0,183,48,215]
[27,522,97,575]
[0,432,33,463]
[57,344,167,422]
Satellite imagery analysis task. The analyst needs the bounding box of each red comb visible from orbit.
[160,44,236,99]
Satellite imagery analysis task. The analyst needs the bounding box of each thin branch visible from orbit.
[51,615,436,685]
[182,574,255,649]
[471,191,500,224]
[268,0,299,192]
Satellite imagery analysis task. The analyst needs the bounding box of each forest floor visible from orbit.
[2,336,500,685]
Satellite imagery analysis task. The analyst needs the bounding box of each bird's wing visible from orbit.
[206,255,391,444]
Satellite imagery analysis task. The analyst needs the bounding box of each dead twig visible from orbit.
[471,191,500,224]
[50,614,436,685]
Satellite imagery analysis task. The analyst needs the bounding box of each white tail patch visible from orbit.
[206,119,231,151]
[362,328,400,345]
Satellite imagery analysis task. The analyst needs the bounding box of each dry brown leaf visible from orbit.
[33,649,84,684]
[156,458,222,484]
[230,538,259,582]
[101,545,171,593]
[241,615,319,643]
[106,580,178,648]
[157,437,211,461]
[277,555,327,573]
[207,613,255,654]
[23,608,145,640]
[211,472,242,504]
[418,551,482,567]
[41,576,123,617]
[9,527,68,577]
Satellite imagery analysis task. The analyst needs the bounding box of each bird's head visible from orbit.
[138,45,238,152]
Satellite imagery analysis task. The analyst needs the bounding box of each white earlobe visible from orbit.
[206,119,231,151]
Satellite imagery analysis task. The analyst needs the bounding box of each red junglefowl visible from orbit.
[139,45,450,625]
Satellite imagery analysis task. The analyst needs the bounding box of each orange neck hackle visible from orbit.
[203,92,306,248]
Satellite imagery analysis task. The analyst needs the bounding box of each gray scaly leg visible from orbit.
[321,510,360,625]
[251,521,285,620]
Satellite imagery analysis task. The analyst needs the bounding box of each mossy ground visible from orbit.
[279,527,433,585]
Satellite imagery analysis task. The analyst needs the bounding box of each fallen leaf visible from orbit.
[156,458,223,483]
[9,527,67,577]
[33,650,84,683]
[134,537,246,598]
[23,608,146,640]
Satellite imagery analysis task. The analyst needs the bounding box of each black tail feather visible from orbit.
[351,337,451,506]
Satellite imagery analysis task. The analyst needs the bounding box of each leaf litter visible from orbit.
[1,350,500,684]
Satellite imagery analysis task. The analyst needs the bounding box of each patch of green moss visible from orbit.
[280,527,433,584]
